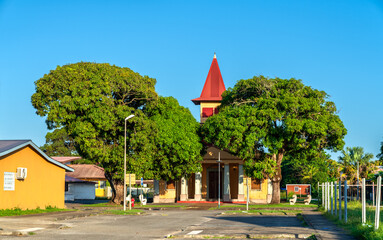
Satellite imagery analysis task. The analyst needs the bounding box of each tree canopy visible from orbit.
[201,76,347,203]
[143,96,203,181]
[40,128,77,156]
[32,62,159,203]
[339,146,375,182]
[32,62,203,203]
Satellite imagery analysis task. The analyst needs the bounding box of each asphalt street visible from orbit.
[0,209,352,239]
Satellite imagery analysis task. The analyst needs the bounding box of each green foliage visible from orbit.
[0,206,73,217]
[32,62,202,202]
[201,76,346,202]
[377,142,383,160]
[338,146,375,183]
[143,96,203,181]
[31,62,157,201]
[40,128,77,156]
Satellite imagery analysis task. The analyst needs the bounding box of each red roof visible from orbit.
[51,156,82,164]
[66,164,106,180]
[192,54,226,105]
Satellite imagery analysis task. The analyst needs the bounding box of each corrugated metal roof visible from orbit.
[65,175,96,184]
[0,140,30,154]
[0,140,74,172]
[66,164,106,180]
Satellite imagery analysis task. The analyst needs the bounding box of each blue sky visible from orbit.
[1,1,383,160]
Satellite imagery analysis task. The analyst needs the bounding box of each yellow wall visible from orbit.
[159,180,176,199]
[200,102,221,115]
[0,146,66,209]
[244,177,268,202]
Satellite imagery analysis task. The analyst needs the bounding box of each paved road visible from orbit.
[0,209,352,239]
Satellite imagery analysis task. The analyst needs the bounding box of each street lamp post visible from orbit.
[124,114,135,211]
[217,152,222,209]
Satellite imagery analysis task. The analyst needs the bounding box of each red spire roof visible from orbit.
[192,53,226,105]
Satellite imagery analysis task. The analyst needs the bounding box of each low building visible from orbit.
[286,184,311,197]
[65,176,96,201]
[66,164,109,198]
[0,140,73,209]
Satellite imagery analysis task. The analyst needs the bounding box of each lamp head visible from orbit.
[125,115,135,121]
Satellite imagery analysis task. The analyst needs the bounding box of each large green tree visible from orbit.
[201,76,347,203]
[40,127,78,156]
[143,96,203,181]
[32,62,157,203]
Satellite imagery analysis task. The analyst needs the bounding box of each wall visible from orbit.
[0,146,66,209]
[244,177,268,203]
[159,180,176,203]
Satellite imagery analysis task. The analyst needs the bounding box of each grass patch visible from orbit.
[225,209,302,215]
[210,203,317,210]
[81,202,121,208]
[322,201,383,240]
[0,206,73,217]
[104,209,143,215]
[137,204,185,208]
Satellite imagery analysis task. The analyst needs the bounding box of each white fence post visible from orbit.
[344,180,348,223]
[375,176,381,230]
[362,178,366,224]
[322,183,325,207]
[339,180,342,220]
[327,182,331,212]
[334,181,337,216]
[331,182,334,215]
[324,182,328,212]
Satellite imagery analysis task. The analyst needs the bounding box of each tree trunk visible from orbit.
[105,172,124,205]
[270,151,284,204]
[113,182,125,205]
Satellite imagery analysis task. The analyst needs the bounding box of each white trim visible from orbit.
[0,141,74,172]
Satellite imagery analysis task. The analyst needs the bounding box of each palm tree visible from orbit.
[338,146,375,183]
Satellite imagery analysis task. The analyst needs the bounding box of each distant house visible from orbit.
[286,184,311,197]
[66,164,109,198]
[51,156,82,165]
[0,140,73,209]
[65,176,96,201]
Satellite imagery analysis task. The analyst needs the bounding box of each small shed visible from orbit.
[0,140,73,209]
[65,176,96,201]
[286,184,311,197]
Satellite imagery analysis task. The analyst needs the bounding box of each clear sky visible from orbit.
[1,0,383,160]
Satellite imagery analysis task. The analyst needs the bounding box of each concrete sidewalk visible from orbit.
[302,210,355,240]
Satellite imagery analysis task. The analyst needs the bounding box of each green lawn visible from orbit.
[322,201,383,240]
[0,206,74,217]
[210,203,317,210]
[104,209,144,215]
[81,202,122,208]
[136,204,185,208]
[225,209,302,215]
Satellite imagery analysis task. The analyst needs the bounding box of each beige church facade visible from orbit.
[153,54,272,204]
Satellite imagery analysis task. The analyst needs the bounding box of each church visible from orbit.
[153,54,272,204]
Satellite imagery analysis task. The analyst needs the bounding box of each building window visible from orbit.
[65,182,69,192]
[294,186,299,192]
[251,179,261,190]
[202,108,214,117]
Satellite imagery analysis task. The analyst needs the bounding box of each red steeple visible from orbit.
[192,53,226,105]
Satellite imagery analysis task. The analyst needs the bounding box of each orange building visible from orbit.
[154,54,271,203]
[0,140,73,209]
